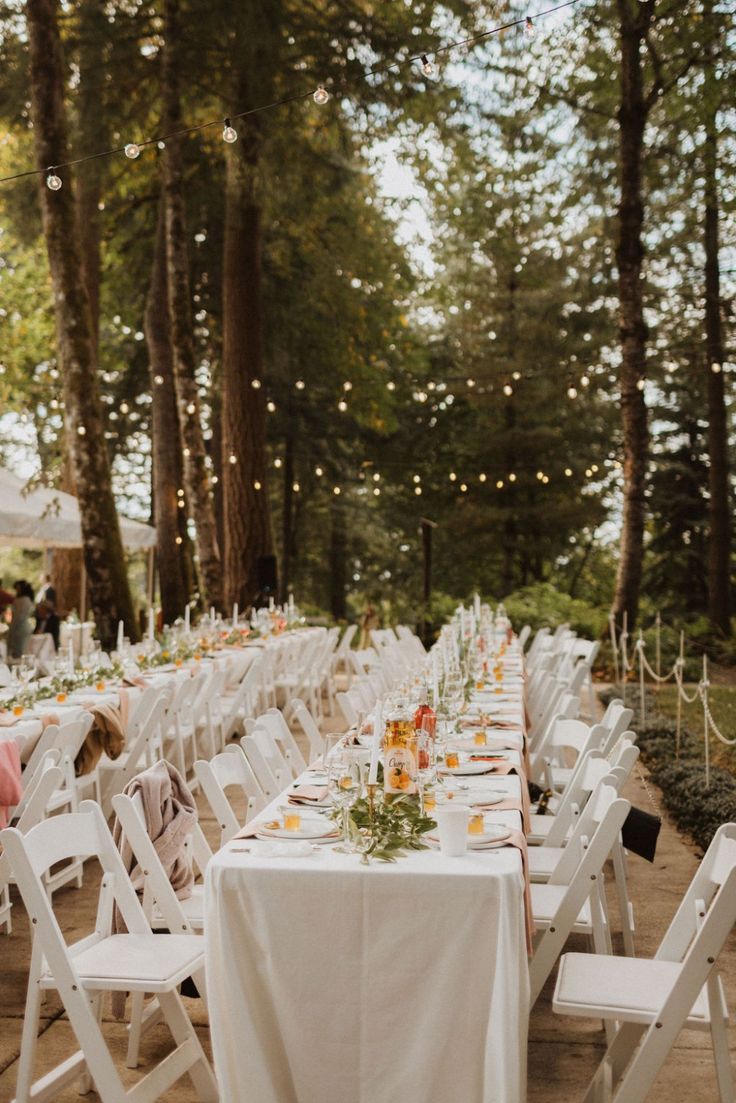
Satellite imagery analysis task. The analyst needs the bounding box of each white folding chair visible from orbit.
[1,801,217,1103]
[259,708,308,774]
[530,778,631,1006]
[194,746,265,845]
[222,654,264,741]
[97,690,169,817]
[110,790,212,1068]
[0,753,64,934]
[289,697,323,765]
[239,733,286,800]
[554,823,736,1103]
[333,623,357,688]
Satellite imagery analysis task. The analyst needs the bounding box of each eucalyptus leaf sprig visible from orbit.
[333,793,436,864]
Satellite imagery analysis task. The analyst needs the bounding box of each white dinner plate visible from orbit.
[449,738,515,753]
[256,819,339,841]
[427,824,512,849]
[440,762,499,777]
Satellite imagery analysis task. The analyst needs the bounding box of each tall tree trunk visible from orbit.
[329,493,347,620]
[280,426,295,603]
[221,123,274,607]
[702,0,731,635]
[26,0,137,649]
[610,0,654,630]
[145,200,189,625]
[161,0,222,610]
[54,0,107,616]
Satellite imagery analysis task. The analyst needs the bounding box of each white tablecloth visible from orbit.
[205,798,530,1103]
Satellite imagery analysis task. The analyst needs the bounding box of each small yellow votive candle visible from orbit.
[12,705,24,717]
[283,811,302,832]
[468,813,484,835]
[55,692,67,704]
[474,730,487,746]
[95,681,106,692]
[445,752,459,769]
[423,792,436,812]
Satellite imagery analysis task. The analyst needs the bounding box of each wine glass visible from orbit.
[416,725,437,814]
[17,656,36,685]
[328,755,361,853]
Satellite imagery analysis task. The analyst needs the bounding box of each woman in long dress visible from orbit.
[8,580,34,659]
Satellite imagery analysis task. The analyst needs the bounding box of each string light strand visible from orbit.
[0,0,582,188]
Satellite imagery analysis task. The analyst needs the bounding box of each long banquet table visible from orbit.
[205,643,531,1103]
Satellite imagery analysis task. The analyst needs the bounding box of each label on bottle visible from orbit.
[384,741,418,795]
[383,718,418,796]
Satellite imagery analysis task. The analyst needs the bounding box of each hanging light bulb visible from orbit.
[711,362,722,373]
[373,487,381,497]
[413,474,421,484]
[503,383,513,397]
[414,486,422,496]
[637,378,645,391]
[274,458,283,469]
[333,486,341,496]
[509,472,517,482]
[565,467,573,477]
[292,482,300,493]
[46,167,62,191]
[581,374,590,387]
[251,378,262,389]
[512,370,522,381]
[315,466,324,477]
[222,118,238,143]
[420,54,434,77]
[496,479,504,489]
[266,400,276,412]
[313,85,330,105]
[124,143,141,159]
[338,399,348,412]
[567,385,578,399]
[524,16,536,39]
[479,473,487,483]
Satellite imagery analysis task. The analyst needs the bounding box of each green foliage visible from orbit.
[335,792,437,863]
[500,582,608,639]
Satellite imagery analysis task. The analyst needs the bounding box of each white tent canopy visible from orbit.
[0,467,156,551]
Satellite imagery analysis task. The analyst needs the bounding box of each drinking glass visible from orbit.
[328,755,361,853]
[416,728,437,814]
[18,656,36,685]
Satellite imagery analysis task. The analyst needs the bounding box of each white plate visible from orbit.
[440,762,499,777]
[427,825,512,849]
[257,820,339,841]
[450,738,513,753]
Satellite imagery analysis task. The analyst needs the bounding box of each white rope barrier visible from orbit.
[609,613,734,787]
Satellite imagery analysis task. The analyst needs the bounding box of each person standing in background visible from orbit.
[8,580,34,659]
[36,573,56,609]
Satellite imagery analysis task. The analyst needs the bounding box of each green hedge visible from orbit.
[598,695,736,852]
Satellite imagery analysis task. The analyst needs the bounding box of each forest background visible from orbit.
[0,0,733,668]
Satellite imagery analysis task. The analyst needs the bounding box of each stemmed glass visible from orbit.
[17,656,36,685]
[416,721,437,814]
[328,754,361,853]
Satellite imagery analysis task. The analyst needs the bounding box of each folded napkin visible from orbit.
[0,741,23,828]
[482,761,531,834]
[0,712,20,728]
[123,675,147,688]
[288,784,328,805]
[485,828,535,954]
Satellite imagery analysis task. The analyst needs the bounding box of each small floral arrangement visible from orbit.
[332,792,436,864]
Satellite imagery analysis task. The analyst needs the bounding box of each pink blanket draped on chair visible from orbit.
[0,741,23,829]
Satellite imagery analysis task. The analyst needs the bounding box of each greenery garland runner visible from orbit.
[332,792,437,865]
[0,627,263,713]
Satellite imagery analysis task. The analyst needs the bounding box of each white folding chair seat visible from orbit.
[2,801,217,1103]
[553,823,736,1103]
